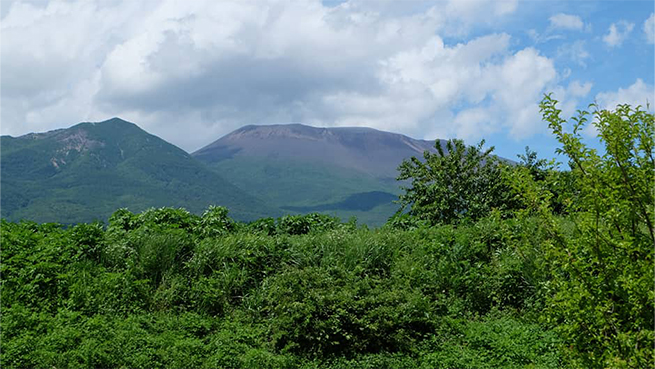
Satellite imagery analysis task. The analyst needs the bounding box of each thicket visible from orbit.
[1,97,653,368]
[1,209,565,368]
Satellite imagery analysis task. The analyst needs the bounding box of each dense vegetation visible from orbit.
[2,97,653,368]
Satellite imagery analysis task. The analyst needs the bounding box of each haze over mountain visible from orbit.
[1,118,278,224]
[193,124,445,225]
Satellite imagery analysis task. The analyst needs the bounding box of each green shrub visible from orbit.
[196,205,236,238]
[276,213,342,235]
[396,139,514,225]
[419,315,563,369]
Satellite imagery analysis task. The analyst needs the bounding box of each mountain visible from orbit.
[1,118,279,224]
[193,124,444,226]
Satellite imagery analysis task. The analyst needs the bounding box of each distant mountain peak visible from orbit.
[228,123,389,138]
[227,123,333,141]
[1,118,278,223]
[99,117,136,125]
[215,123,433,148]
[5,117,139,140]
[193,123,442,178]
[73,117,140,131]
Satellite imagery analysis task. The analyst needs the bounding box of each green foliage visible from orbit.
[246,213,346,236]
[535,95,654,367]
[385,212,428,231]
[197,205,236,238]
[1,206,562,368]
[511,146,576,215]
[396,139,513,225]
[420,315,562,369]
[248,217,278,236]
[276,213,343,235]
[517,146,549,181]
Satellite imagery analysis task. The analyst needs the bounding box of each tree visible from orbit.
[514,146,575,215]
[395,139,511,225]
[538,95,654,367]
[517,146,549,181]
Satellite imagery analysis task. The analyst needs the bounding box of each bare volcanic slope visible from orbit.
[193,124,445,225]
[1,118,279,224]
[194,124,440,179]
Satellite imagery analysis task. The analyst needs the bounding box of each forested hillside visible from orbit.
[0,118,279,223]
[1,97,652,368]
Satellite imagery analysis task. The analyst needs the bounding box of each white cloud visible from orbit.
[596,78,654,111]
[580,79,653,137]
[1,0,154,132]
[550,80,593,121]
[568,81,593,98]
[603,20,634,47]
[549,13,584,31]
[494,48,558,138]
[556,40,591,67]
[1,0,565,152]
[644,13,655,44]
[373,36,558,140]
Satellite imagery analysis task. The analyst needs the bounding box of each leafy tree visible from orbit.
[517,146,549,181]
[396,139,512,225]
[512,146,576,215]
[538,95,654,367]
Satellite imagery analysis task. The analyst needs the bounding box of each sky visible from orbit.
[1,0,654,161]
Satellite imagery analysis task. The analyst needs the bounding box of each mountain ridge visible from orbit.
[2,119,466,226]
[1,118,279,224]
[193,123,443,180]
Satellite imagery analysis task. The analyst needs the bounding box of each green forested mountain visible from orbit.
[193,124,445,225]
[0,118,279,223]
[1,119,449,226]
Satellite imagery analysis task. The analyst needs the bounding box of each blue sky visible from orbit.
[415,0,654,160]
[1,0,653,162]
[474,0,654,160]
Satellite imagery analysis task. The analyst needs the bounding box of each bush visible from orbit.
[276,213,342,235]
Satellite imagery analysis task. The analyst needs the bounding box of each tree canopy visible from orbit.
[396,138,513,225]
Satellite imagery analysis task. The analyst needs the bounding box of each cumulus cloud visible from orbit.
[579,79,653,137]
[596,78,654,111]
[644,13,655,44]
[325,35,558,140]
[549,13,584,31]
[603,20,634,47]
[1,0,155,133]
[550,80,593,121]
[2,0,563,151]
